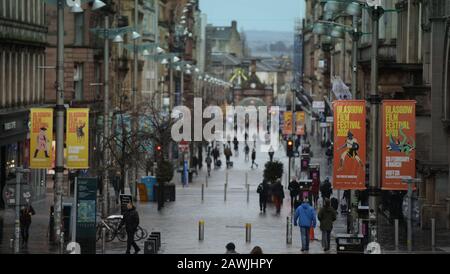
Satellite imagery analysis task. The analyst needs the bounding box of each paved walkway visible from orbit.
[1,135,449,254]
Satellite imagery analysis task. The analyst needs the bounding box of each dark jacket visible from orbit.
[20,206,35,226]
[288,180,299,196]
[257,182,269,198]
[251,150,256,160]
[272,182,285,199]
[120,206,140,232]
[320,180,332,198]
[318,206,337,231]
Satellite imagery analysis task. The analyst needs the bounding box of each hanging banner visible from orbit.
[283,111,293,135]
[66,108,89,169]
[333,100,366,190]
[296,111,305,135]
[382,100,416,190]
[30,108,53,169]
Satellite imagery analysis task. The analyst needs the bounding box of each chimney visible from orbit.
[231,20,237,30]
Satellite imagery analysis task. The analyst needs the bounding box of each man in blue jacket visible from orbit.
[294,198,317,252]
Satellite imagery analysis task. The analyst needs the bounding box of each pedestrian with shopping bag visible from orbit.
[318,198,337,252]
[294,198,316,252]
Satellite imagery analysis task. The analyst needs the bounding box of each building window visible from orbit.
[74,13,84,46]
[74,63,83,101]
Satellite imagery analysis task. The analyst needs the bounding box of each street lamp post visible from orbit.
[102,15,110,218]
[368,4,384,243]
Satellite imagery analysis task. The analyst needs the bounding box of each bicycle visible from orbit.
[117,225,148,242]
[96,216,121,242]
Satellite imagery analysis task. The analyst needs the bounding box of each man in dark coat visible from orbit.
[119,202,141,254]
[257,180,269,213]
[288,177,300,210]
[272,179,284,214]
[320,177,333,199]
[318,198,337,251]
[20,204,35,246]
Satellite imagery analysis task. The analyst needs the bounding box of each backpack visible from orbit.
[257,183,263,194]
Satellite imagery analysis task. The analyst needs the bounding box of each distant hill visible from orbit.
[244,30,294,58]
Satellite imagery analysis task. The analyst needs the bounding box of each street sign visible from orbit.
[2,183,32,207]
[326,116,334,123]
[179,140,189,152]
[320,122,328,128]
[313,101,325,110]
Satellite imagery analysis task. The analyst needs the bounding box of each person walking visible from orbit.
[118,202,141,254]
[224,146,232,168]
[244,143,250,162]
[251,147,258,168]
[272,179,284,214]
[288,177,300,210]
[268,146,275,162]
[225,242,239,254]
[20,203,35,247]
[318,198,337,252]
[294,199,317,252]
[205,154,212,176]
[320,177,333,200]
[233,136,239,155]
[257,180,269,213]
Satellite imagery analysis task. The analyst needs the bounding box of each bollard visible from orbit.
[245,223,252,243]
[201,184,204,202]
[246,184,250,203]
[102,227,106,254]
[245,172,248,187]
[226,170,229,185]
[199,220,205,241]
[224,184,227,201]
[394,219,399,250]
[60,232,64,254]
[431,218,435,249]
[10,238,14,249]
[286,216,292,245]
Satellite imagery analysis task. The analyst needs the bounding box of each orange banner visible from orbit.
[283,111,293,135]
[296,111,305,135]
[382,100,416,190]
[333,100,366,190]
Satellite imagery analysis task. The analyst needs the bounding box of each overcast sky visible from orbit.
[199,0,305,32]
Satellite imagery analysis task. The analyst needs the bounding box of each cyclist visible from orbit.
[206,154,212,176]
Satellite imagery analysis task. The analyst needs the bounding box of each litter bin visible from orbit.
[335,233,364,254]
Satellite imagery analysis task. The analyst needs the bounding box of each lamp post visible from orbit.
[402,178,422,252]
[42,0,107,249]
[367,4,384,244]
[91,11,128,218]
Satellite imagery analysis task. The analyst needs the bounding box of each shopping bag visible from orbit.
[310,227,315,241]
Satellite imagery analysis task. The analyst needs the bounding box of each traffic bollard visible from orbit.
[102,227,106,254]
[60,232,64,254]
[245,223,252,243]
[201,184,204,202]
[431,218,435,249]
[199,220,205,241]
[246,184,250,203]
[394,219,399,250]
[286,216,292,245]
[224,184,227,201]
[245,172,248,187]
[10,238,14,250]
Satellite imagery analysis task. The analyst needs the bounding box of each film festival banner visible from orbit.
[30,108,53,169]
[382,100,416,190]
[283,111,293,135]
[66,108,89,169]
[333,100,366,190]
[296,111,305,135]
